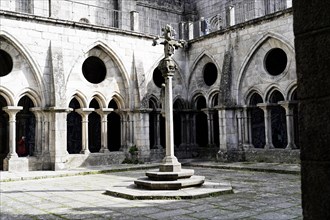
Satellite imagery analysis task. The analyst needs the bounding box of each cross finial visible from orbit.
[152,25,185,59]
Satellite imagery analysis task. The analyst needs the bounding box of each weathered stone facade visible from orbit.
[0,0,298,171]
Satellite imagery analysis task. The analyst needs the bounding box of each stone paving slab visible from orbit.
[0,166,302,219]
[0,163,160,182]
[184,161,300,175]
[0,161,300,183]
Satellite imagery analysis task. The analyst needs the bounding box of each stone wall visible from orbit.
[0,1,299,170]
[293,1,330,219]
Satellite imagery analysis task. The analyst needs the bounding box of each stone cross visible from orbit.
[152,25,185,172]
[152,24,185,59]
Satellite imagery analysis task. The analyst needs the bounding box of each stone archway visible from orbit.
[88,99,101,153]
[249,93,265,148]
[108,99,121,151]
[67,98,82,154]
[17,96,36,156]
[195,96,208,148]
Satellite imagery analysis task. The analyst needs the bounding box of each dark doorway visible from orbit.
[17,96,35,156]
[173,99,183,148]
[149,98,164,149]
[195,96,208,147]
[269,90,287,148]
[250,93,265,148]
[108,100,121,151]
[88,99,101,152]
[67,98,82,154]
[212,94,220,147]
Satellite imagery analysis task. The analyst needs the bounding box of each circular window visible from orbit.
[203,63,217,86]
[264,48,287,76]
[153,67,165,88]
[82,56,106,84]
[0,50,13,77]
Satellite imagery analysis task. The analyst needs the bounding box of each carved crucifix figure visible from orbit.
[152,24,185,59]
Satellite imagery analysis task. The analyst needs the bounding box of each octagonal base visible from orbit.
[105,181,233,200]
[134,175,205,190]
[146,169,194,181]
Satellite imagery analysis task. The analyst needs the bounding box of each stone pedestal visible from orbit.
[135,57,204,190]
[3,157,29,172]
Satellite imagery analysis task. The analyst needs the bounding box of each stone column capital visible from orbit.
[278,100,298,109]
[47,107,72,113]
[2,106,23,117]
[257,103,277,111]
[76,108,94,117]
[95,108,114,116]
[201,108,216,114]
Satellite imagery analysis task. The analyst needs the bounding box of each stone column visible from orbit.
[95,108,113,153]
[76,108,94,154]
[128,111,135,147]
[180,112,187,148]
[155,111,162,149]
[190,112,198,147]
[279,101,298,149]
[242,105,253,149]
[158,58,181,172]
[30,107,44,156]
[181,112,190,148]
[3,107,23,159]
[257,103,275,149]
[42,111,52,170]
[48,107,71,170]
[2,107,23,171]
[236,108,243,149]
[119,111,125,151]
[202,109,215,147]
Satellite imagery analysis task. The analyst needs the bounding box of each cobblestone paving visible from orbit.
[0,167,302,220]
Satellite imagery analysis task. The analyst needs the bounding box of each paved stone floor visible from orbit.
[0,165,302,220]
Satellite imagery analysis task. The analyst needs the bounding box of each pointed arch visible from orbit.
[90,92,106,108]
[147,57,187,92]
[148,94,161,109]
[190,91,207,109]
[236,32,294,103]
[109,93,125,109]
[265,86,284,103]
[173,96,185,109]
[0,31,45,105]
[286,83,298,101]
[208,90,220,108]
[245,88,264,105]
[17,89,41,107]
[189,50,219,75]
[188,52,220,91]
[84,40,129,90]
[68,91,88,108]
[0,87,14,106]
[66,40,130,91]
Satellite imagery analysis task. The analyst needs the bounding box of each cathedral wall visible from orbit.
[0,15,164,108]
[187,10,295,105]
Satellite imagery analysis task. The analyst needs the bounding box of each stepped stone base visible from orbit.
[146,169,195,181]
[134,175,205,190]
[105,181,233,200]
